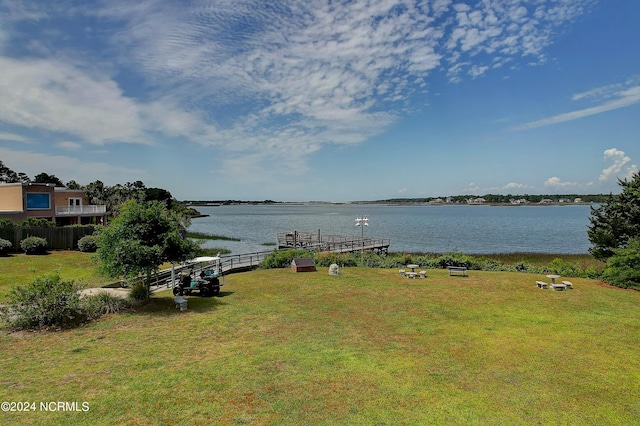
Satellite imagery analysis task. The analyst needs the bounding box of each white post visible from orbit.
[355,216,369,266]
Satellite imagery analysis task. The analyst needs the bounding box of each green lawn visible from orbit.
[0,252,115,301]
[1,265,639,424]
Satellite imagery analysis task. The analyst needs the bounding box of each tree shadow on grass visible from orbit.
[129,292,233,317]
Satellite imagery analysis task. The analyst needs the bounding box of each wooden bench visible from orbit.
[536,281,548,289]
[550,283,567,291]
[562,280,573,289]
[447,266,467,276]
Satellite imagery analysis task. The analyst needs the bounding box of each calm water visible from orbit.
[188,204,594,255]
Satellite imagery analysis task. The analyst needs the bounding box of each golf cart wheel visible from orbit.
[213,287,220,296]
[172,287,180,296]
[200,286,210,297]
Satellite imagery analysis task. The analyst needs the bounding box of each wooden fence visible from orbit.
[0,226,96,250]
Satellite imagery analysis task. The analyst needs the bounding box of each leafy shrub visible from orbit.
[0,218,16,228]
[129,283,149,301]
[547,258,580,277]
[476,257,502,271]
[18,217,55,227]
[0,274,85,330]
[20,236,48,254]
[601,238,640,290]
[434,251,473,269]
[0,238,12,256]
[82,292,131,318]
[77,235,98,252]
[512,260,532,272]
[260,249,314,269]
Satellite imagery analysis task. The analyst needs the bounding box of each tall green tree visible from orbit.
[33,172,64,186]
[588,171,640,261]
[0,160,19,183]
[95,200,198,298]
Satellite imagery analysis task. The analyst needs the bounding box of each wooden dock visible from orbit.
[110,233,391,291]
[277,231,390,255]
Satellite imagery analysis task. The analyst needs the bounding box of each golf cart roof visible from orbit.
[189,256,220,263]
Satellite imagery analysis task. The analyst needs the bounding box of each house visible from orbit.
[291,258,316,273]
[467,197,486,205]
[0,182,108,225]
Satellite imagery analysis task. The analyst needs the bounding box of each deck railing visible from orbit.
[55,205,107,215]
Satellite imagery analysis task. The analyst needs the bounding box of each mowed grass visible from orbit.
[2,266,640,425]
[0,251,114,301]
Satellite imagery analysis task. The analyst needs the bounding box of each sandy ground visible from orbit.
[78,287,132,299]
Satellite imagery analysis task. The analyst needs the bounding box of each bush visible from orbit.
[77,235,98,252]
[260,249,314,269]
[0,274,85,330]
[81,292,131,318]
[0,218,16,228]
[18,217,55,227]
[129,283,149,301]
[20,236,48,254]
[434,251,473,269]
[0,238,12,256]
[601,238,640,290]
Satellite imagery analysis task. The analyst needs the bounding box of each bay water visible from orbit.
[188,204,594,255]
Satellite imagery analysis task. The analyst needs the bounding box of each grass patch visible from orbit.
[187,231,240,241]
[1,266,639,424]
[0,251,114,302]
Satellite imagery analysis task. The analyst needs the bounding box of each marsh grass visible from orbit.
[1,267,639,424]
[186,231,240,241]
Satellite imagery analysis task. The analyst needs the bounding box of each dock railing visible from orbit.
[277,231,390,253]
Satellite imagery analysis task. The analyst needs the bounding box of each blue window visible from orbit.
[26,193,51,210]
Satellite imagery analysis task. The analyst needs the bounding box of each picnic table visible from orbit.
[447,266,467,276]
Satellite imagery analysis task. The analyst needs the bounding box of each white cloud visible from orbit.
[544,176,578,188]
[599,148,637,182]
[56,141,83,151]
[0,132,31,143]
[0,57,149,145]
[516,84,640,130]
[0,0,599,186]
[503,182,530,190]
[469,65,489,78]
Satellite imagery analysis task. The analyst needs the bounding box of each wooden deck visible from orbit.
[277,231,390,254]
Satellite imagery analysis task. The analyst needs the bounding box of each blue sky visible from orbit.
[0,0,638,202]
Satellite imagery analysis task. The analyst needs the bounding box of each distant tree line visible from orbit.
[180,199,279,205]
[373,193,610,204]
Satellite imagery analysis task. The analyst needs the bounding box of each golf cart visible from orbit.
[172,256,225,297]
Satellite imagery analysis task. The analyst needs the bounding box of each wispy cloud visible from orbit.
[56,141,83,151]
[516,80,640,130]
[0,132,31,143]
[0,0,597,182]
